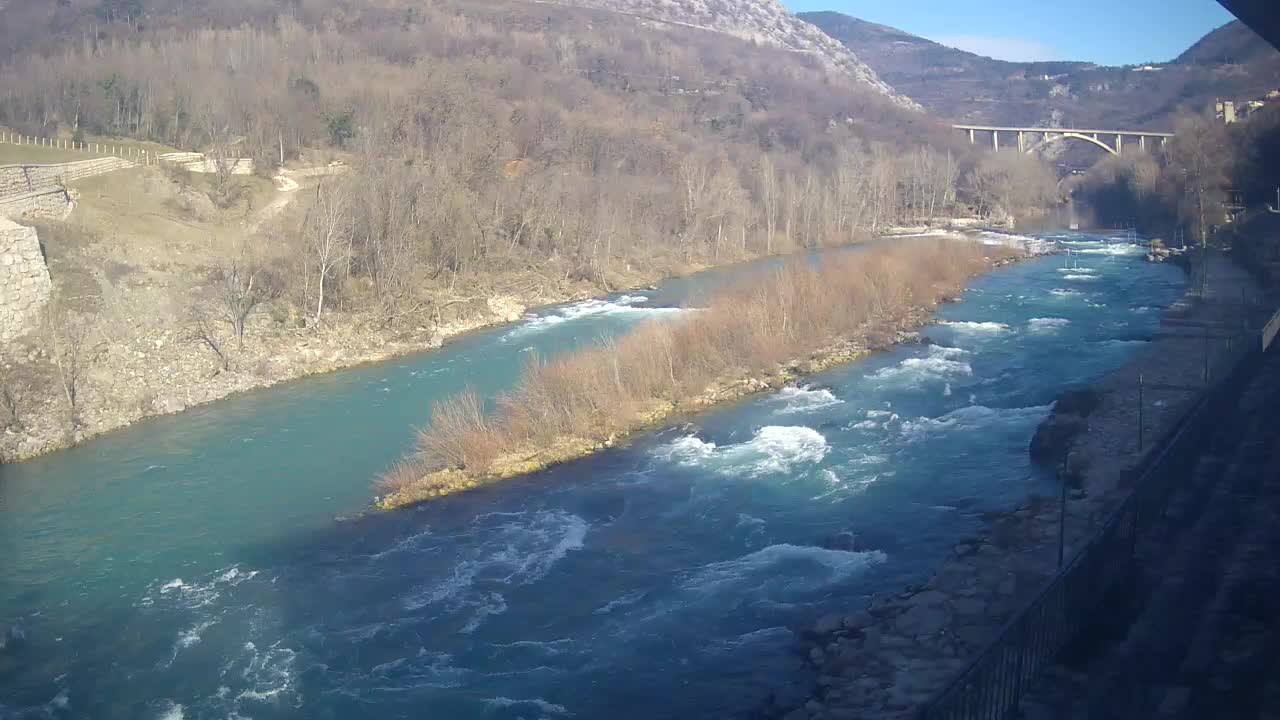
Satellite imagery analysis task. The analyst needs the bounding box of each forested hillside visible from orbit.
[804,13,1280,131]
[0,0,1036,305]
[0,0,1062,459]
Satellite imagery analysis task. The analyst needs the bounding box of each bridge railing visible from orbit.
[916,293,1267,720]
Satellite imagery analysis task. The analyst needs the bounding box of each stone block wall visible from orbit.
[0,188,75,221]
[0,158,136,197]
[0,216,52,342]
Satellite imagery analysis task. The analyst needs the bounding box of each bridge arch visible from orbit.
[1034,132,1119,156]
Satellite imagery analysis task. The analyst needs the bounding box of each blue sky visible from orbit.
[784,0,1237,65]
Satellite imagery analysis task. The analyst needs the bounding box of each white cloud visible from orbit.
[932,34,1062,62]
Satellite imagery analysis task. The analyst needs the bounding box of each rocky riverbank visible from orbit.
[0,294,535,462]
[0,224,990,465]
[769,252,1265,720]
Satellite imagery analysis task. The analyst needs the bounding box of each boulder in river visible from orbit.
[1029,388,1105,464]
[816,530,861,552]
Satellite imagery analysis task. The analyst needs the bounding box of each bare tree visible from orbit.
[1164,113,1229,247]
[45,308,94,429]
[301,180,354,327]
[189,303,231,372]
[212,257,279,347]
[757,156,778,254]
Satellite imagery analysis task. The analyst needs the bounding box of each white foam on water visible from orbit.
[177,619,216,650]
[504,295,682,339]
[1057,267,1095,274]
[365,649,470,689]
[593,590,648,615]
[708,626,794,654]
[818,465,883,497]
[654,426,829,477]
[1028,317,1071,333]
[1050,288,1082,297]
[461,593,509,634]
[234,641,298,706]
[492,638,573,655]
[144,566,260,610]
[678,544,887,600]
[1097,339,1149,349]
[900,405,1051,441]
[400,511,588,631]
[157,701,184,720]
[869,346,972,385]
[1063,274,1098,281]
[771,385,843,414]
[939,320,1010,334]
[483,697,571,716]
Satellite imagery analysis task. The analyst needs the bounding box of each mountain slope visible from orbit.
[543,0,920,109]
[803,13,1280,131]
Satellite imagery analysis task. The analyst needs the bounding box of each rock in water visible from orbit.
[1053,388,1104,417]
[1029,388,1105,464]
[817,530,860,552]
[1029,413,1088,464]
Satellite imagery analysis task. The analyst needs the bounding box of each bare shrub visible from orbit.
[189,304,231,372]
[44,307,95,430]
[0,379,21,431]
[415,389,501,471]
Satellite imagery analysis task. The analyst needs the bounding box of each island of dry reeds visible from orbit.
[377,238,1020,508]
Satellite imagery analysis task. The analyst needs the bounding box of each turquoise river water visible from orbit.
[0,233,1185,720]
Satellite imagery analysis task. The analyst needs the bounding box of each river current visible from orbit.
[0,233,1185,720]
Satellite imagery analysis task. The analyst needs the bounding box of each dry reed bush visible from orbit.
[393,239,1014,482]
[414,389,502,471]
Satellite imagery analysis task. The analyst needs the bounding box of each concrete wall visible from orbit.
[0,216,52,342]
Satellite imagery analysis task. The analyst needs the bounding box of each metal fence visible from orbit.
[917,305,1268,720]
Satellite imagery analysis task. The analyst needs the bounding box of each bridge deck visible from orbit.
[953,124,1175,137]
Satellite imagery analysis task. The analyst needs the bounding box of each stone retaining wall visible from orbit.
[0,216,52,342]
[0,188,75,221]
[0,157,135,197]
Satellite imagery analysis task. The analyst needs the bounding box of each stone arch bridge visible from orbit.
[954,125,1175,156]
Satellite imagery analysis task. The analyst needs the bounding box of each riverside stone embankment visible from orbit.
[771,253,1264,720]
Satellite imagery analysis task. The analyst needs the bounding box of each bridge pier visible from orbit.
[969,128,975,144]
[993,130,999,151]
[1117,134,1123,155]
[1018,131,1026,153]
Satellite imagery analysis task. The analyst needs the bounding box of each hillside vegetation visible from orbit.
[1073,106,1280,285]
[0,0,1060,460]
[804,14,1280,132]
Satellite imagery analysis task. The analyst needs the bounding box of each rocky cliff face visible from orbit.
[543,0,921,110]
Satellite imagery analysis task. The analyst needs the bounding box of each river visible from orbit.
[0,233,1185,720]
